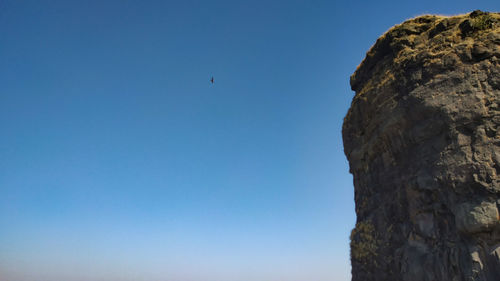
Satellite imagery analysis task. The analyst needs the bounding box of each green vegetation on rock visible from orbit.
[470,13,495,30]
[350,220,379,263]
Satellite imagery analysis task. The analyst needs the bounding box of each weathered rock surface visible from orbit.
[343,11,500,281]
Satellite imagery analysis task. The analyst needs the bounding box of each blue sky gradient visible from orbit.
[1,1,498,280]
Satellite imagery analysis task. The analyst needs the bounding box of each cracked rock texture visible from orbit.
[343,11,500,281]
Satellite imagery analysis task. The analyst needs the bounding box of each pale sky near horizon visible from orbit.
[1,1,498,281]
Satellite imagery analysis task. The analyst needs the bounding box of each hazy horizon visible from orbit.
[1,1,498,281]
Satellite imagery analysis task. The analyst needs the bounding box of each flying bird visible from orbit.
[210,77,214,84]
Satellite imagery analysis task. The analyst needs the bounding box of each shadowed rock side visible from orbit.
[343,11,500,281]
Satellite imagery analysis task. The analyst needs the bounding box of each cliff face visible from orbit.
[343,11,500,281]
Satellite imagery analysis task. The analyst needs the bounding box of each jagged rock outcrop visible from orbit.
[343,11,500,281]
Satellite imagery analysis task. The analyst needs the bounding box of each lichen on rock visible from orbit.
[343,10,500,281]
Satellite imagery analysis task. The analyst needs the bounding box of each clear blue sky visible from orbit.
[0,1,497,281]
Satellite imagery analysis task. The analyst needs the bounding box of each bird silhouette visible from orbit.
[210,77,214,84]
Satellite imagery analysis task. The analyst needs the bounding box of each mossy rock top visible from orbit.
[350,10,500,95]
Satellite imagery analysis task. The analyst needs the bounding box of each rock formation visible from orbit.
[343,11,500,281]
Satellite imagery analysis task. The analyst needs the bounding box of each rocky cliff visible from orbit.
[343,11,500,281]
